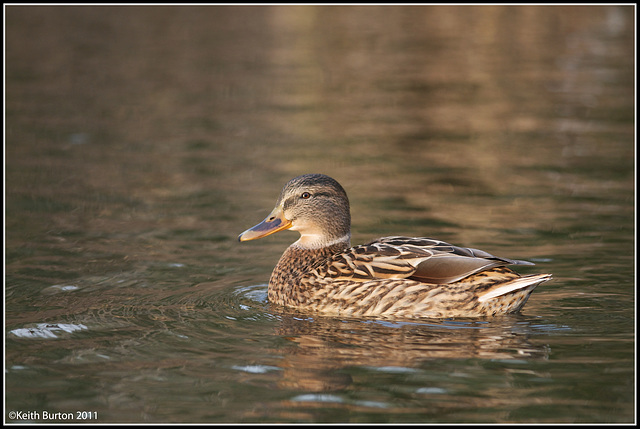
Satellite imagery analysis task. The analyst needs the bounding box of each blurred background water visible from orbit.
[5,5,635,423]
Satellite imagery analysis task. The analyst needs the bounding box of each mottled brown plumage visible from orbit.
[239,174,551,319]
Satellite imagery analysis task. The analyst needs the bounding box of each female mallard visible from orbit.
[239,174,551,319]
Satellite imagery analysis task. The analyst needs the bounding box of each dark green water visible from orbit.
[5,5,635,423]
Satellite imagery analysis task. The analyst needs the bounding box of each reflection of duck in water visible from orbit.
[239,174,551,319]
[271,312,550,395]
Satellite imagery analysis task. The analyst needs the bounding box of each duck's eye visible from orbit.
[301,192,311,199]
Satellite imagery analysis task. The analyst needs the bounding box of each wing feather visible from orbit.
[317,236,534,285]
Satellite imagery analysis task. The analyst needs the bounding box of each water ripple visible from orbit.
[9,323,88,339]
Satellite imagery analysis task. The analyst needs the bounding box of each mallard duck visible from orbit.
[239,174,551,319]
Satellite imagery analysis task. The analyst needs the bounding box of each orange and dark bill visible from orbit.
[238,207,292,242]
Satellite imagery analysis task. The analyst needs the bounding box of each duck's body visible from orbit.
[239,174,551,319]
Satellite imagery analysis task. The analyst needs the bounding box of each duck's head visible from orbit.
[238,174,351,249]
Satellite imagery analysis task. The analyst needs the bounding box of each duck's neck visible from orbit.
[291,233,351,250]
[268,237,350,305]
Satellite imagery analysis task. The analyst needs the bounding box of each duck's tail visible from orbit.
[478,273,552,303]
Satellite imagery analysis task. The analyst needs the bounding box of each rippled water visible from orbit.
[5,5,635,423]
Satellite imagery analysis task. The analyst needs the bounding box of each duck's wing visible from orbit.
[318,236,534,285]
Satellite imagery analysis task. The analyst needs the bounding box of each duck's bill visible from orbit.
[238,208,292,242]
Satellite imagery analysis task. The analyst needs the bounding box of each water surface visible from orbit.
[5,5,635,423]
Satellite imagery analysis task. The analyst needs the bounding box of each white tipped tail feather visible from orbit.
[478,274,552,302]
